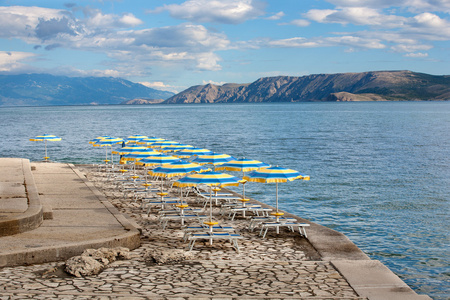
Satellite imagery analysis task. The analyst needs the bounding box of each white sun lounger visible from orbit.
[259,221,310,238]
[160,213,207,230]
[182,224,235,241]
[187,232,243,252]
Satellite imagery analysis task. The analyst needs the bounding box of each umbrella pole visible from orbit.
[243,182,246,199]
[110,146,114,166]
[209,188,213,223]
[44,140,48,161]
[276,182,279,223]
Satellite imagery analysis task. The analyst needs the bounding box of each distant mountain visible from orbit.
[0,74,174,106]
[120,98,165,105]
[164,71,450,103]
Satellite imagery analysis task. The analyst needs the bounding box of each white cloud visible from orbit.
[391,43,432,53]
[305,7,406,27]
[404,52,428,57]
[0,5,230,74]
[151,0,266,24]
[83,8,143,29]
[289,19,310,27]
[326,0,450,12]
[202,80,227,85]
[266,11,285,20]
[0,51,37,72]
[139,81,180,93]
[263,35,385,50]
[304,9,337,23]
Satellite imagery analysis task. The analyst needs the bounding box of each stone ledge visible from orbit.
[332,260,432,300]
[0,230,140,267]
[0,158,43,237]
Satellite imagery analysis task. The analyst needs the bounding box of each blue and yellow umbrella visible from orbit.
[216,157,270,199]
[136,154,180,167]
[243,166,310,221]
[174,171,240,226]
[29,134,62,161]
[191,153,235,171]
[216,158,270,172]
[149,160,205,195]
[126,135,148,144]
[121,150,161,162]
[137,137,165,145]
[89,135,111,145]
[94,137,124,165]
[149,160,204,178]
[159,144,194,153]
[112,145,147,155]
[173,147,213,158]
[147,140,179,148]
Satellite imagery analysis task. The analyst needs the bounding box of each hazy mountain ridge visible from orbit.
[164,71,450,103]
[0,74,174,106]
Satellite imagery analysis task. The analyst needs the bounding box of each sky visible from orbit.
[0,0,449,93]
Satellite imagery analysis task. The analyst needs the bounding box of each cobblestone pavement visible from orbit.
[0,166,366,299]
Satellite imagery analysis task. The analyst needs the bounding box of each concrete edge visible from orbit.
[221,187,369,261]
[0,159,43,237]
[0,230,140,267]
[331,260,432,300]
[69,164,143,234]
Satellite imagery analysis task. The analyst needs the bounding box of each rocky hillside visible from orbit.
[0,74,174,106]
[120,98,165,105]
[164,71,450,103]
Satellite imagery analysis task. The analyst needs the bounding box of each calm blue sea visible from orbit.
[1,102,448,299]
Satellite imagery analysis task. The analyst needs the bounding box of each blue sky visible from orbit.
[0,0,449,93]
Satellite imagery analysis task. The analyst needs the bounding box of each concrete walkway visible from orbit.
[0,159,431,299]
[0,158,141,267]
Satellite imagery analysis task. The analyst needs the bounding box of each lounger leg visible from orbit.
[188,240,195,251]
[301,226,307,238]
[262,227,269,239]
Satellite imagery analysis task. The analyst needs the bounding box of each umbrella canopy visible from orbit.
[136,154,180,166]
[149,160,204,178]
[126,135,148,144]
[29,134,62,161]
[137,136,165,145]
[191,153,235,168]
[112,145,147,155]
[122,150,161,161]
[94,137,124,164]
[147,140,179,148]
[159,144,194,153]
[173,148,213,158]
[149,160,205,195]
[243,166,310,221]
[216,158,270,172]
[216,157,270,199]
[89,135,111,144]
[174,171,240,223]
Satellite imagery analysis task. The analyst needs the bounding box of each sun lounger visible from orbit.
[197,195,242,207]
[259,221,310,238]
[227,206,272,220]
[248,216,296,231]
[160,213,207,230]
[182,224,235,241]
[187,232,243,252]
[142,198,180,213]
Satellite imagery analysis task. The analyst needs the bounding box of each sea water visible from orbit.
[0,102,448,299]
